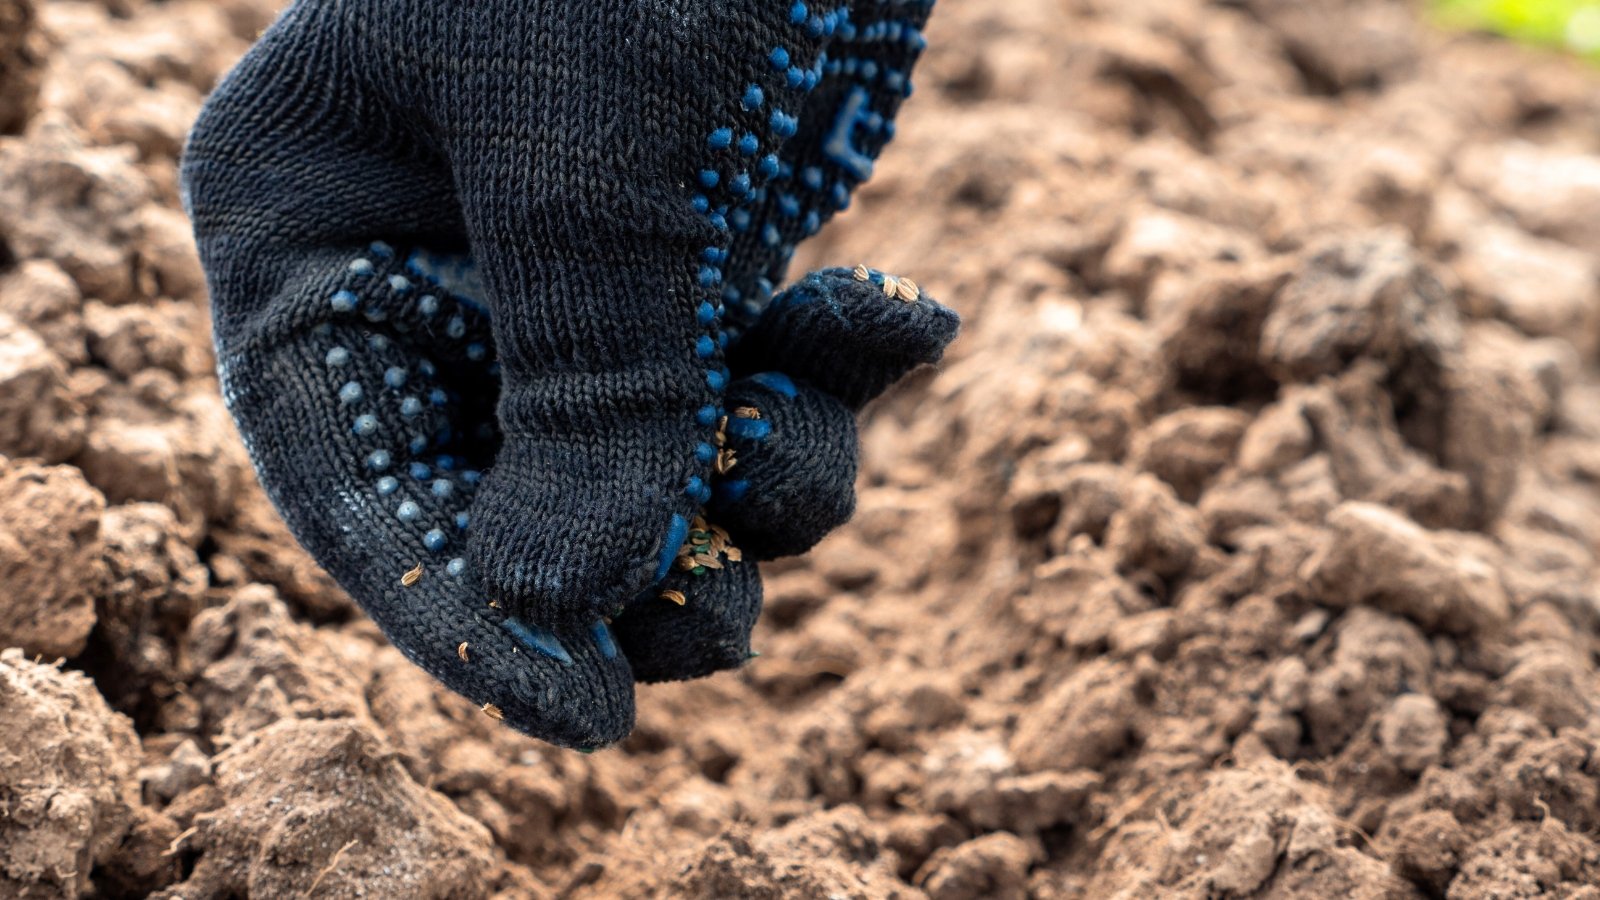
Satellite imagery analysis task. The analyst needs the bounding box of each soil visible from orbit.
[3,0,1600,897]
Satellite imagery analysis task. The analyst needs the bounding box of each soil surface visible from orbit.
[4,0,1600,897]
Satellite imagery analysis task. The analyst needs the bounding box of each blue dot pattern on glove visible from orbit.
[182,0,948,747]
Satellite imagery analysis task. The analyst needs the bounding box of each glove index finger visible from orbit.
[728,266,960,410]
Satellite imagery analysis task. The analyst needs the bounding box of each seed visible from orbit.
[853,264,871,282]
[897,278,920,302]
[661,589,687,606]
[733,406,762,419]
[401,563,424,586]
[725,546,744,562]
[714,447,738,474]
[457,642,470,662]
[881,275,899,297]
[482,703,503,720]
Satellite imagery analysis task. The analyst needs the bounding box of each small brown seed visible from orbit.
[897,278,920,302]
[853,264,871,282]
[401,563,424,586]
[457,642,470,662]
[661,589,687,606]
[482,703,503,720]
[734,406,762,419]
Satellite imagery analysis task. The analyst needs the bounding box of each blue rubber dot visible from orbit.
[757,155,780,179]
[803,166,825,189]
[401,397,423,417]
[730,173,751,196]
[718,479,750,502]
[696,335,716,358]
[432,479,453,498]
[409,435,428,454]
[742,84,764,110]
[752,371,799,397]
[806,15,824,36]
[756,277,774,299]
[730,209,752,232]
[885,71,905,91]
[762,224,783,247]
[430,388,449,407]
[786,67,805,88]
[885,120,897,139]
[804,211,821,234]
[697,302,717,325]
[803,70,820,91]
[419,294,439,316]
[384,367,407,389]
[656,513,692,582]
[702,246,725,264]
[331,290,358,313]
[417,359,436,377]
[370,240,395,258]
[367,449,392,470]
[376,476,399,495]
[718,331,730,349]
[455,512,470,530]
[686,476,706,499]
[739,133,760,155]
[467,343,487,361]
[592,621,619,660]
[708,212,728,231]
[446,557,466,576]
[339,382,363,405]
[325,347,350,366]
[770,46,790,70]
[409,462,431,481]
[861,61,879,80]
[446,318,466,340]
[696,442,716,463]
[832,182,851,209]
[461,470,481,485]
[699,265,722,288]
[388,274,411,292]
[843,57,859,75]
[779,194,802,217]
[696,405,719,427]
[353,415,378,436]
[706,369,727,390]
[424,529,446,551]
[348,259,374,275]
[503,619,574,664]
[397,501,420,522]
[722,285,743,303]
[709,127,733,149]
[790,1,807,24]
[435,455,456,471]
[692,194,710,214]
[699,169,720,188]
[369,334,390,351]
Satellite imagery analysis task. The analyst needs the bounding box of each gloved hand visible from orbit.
[181,0,950,750]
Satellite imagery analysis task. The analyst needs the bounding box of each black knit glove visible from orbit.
[182,0,950,749]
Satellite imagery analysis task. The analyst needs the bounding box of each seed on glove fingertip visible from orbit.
[896,277,920,302]
[482,703,503,720]
[733,406,762,419]
[401,563,424,586]
[457,641,470,661]
[853,263,871,281]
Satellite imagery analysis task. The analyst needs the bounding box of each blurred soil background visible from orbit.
[5,0,1600,896]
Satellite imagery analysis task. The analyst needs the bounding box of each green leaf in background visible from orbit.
[1433,0,1600,59]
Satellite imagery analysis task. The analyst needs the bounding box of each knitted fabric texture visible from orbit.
[182,0,950,747]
